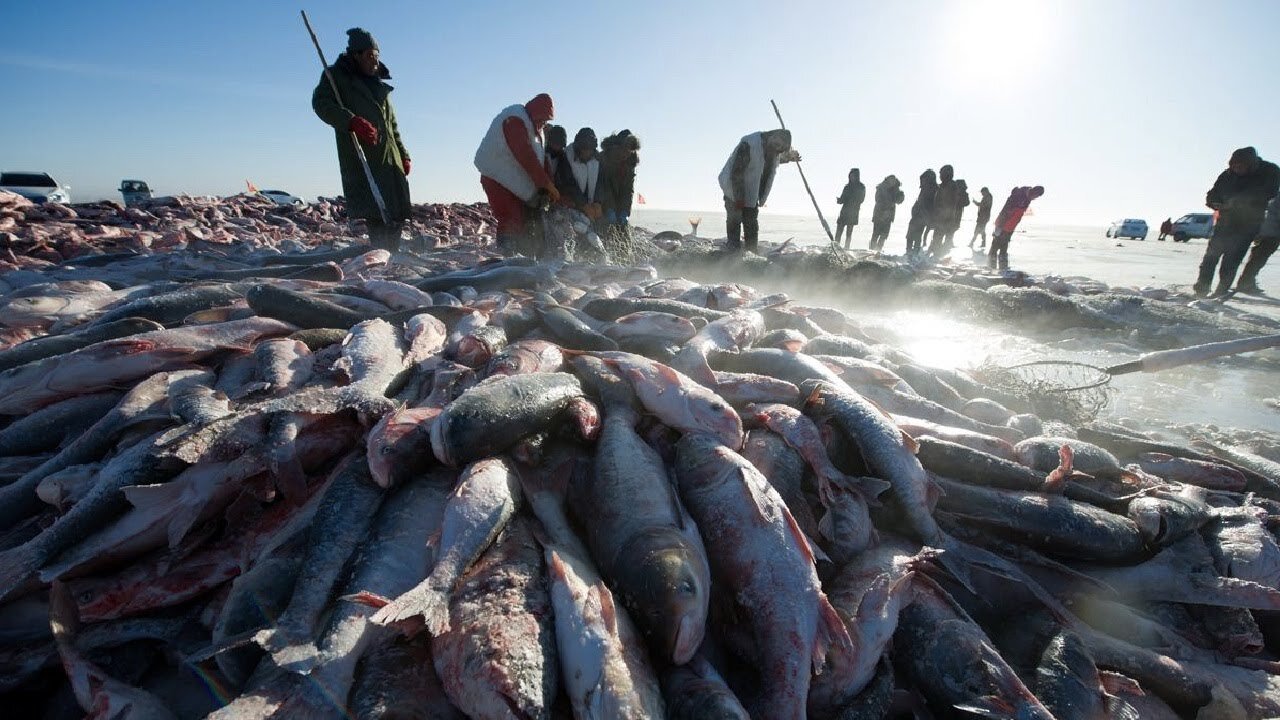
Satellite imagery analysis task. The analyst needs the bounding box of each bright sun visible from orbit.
[944,0,1057,86]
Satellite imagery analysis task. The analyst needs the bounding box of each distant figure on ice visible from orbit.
[929,164,969,257]
[834,168,866,249]
[970,186,993,249]
[1235,193,1280,294]
[556,127,603,221]
[311,28,412,251]
[870,175,904,251]
[544,125,568,180]
[987,185,1045,270]
[598,129,641,233]
[1194,146,1280,297]
[904,169,937,256]
[718,129,801,253]
[1158,217,1173,242]
[473,93,557,257]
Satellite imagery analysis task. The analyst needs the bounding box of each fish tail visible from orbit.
[813,591,854,674]
[371,584,452,636]
[941,535,1077,621]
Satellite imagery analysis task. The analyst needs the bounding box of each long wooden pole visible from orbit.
[770,99,837,249]
[301,10,390,226]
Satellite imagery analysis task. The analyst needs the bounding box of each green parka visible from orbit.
[311,54,411,223]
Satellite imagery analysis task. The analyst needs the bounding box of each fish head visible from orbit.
[564,396,601,441]
[620,529,710,665]
[689,393,743,450]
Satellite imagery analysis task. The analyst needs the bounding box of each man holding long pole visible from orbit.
[310,26,412,251]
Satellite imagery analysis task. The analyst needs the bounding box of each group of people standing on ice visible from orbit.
[310,28,638,256]
[831,166,1042,270]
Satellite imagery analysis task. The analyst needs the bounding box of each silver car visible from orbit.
[0,171,71,204]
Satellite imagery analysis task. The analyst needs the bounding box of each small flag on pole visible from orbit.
[636,193,646,205]
[246,180,259,194]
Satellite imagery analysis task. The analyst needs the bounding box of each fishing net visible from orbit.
[972,360,1114,426]
[602,224,659,266]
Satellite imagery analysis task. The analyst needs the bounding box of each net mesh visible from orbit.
[972,361,1114,426]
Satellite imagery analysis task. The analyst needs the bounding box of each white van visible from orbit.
[1171,213,1214,242]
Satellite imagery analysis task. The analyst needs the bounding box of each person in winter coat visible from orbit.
[929,165,969,257]
[545,125,568,181]
[311,28,412,251]
[1158,217,1173,241]
[473,93,558,256]
[904,169,937,256]
[870,175,905,251]
[1236,194,1280,294]
[719,129,801,253]
[597,130,641,232]
[834,168,866,249]
[555,127,603,220]
[987,185,1044,270]
[1193,146,1280,297]
[970,186,993,249]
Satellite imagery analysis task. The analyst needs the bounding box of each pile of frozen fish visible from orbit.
[0,190,493,269]
[1,241,1279,719]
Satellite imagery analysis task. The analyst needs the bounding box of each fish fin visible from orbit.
[808,532,832,565]
[187,627,263,664]
[595,580,620,635]
[813,592,854,674]
[840,474,891,502]
[952,696,1018,719]
[654,362,684,385]
[1042,444,1074,493]
[899,428,919,454]
[942,536,1078,621]
[782,503,817,566]
[338,591,392,609]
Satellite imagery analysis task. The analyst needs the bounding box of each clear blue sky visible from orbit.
[3,0,1278,226]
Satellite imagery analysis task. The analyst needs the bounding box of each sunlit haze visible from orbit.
[4,0,1278,227]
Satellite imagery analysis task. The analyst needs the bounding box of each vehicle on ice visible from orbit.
[0,171,71,204]
[1106,218,1148,240]
[259,189,305,207]
[1171,213,1214,242]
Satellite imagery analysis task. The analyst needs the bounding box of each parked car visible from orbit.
[1106,218,1148,240]
[119,179,153,207]
[0,171,71,204]
[260,189,304,207]
[1171,213,1214,242]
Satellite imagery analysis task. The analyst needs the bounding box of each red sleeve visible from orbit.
[502,117,552,190]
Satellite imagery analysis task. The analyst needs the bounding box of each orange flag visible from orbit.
[246,180,259,194]
[636,193,647,205]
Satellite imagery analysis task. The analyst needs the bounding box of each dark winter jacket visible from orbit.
[598,131,640,223]
[974,191,993,224]
[872,178,905,224]
[909,170,937,224]
[933,179,969,233]
[837,171,866,223]
[312,54,411,223]
[1205,159,1280,235]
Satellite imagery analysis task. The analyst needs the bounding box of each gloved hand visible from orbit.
[543,185,561,204]
[349,116,379,146]
[781,149,802,163]
[584,203,603,221]
[402,157,411,177]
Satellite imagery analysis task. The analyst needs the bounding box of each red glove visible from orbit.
[349,116,379,146]
[402,157,411,177]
